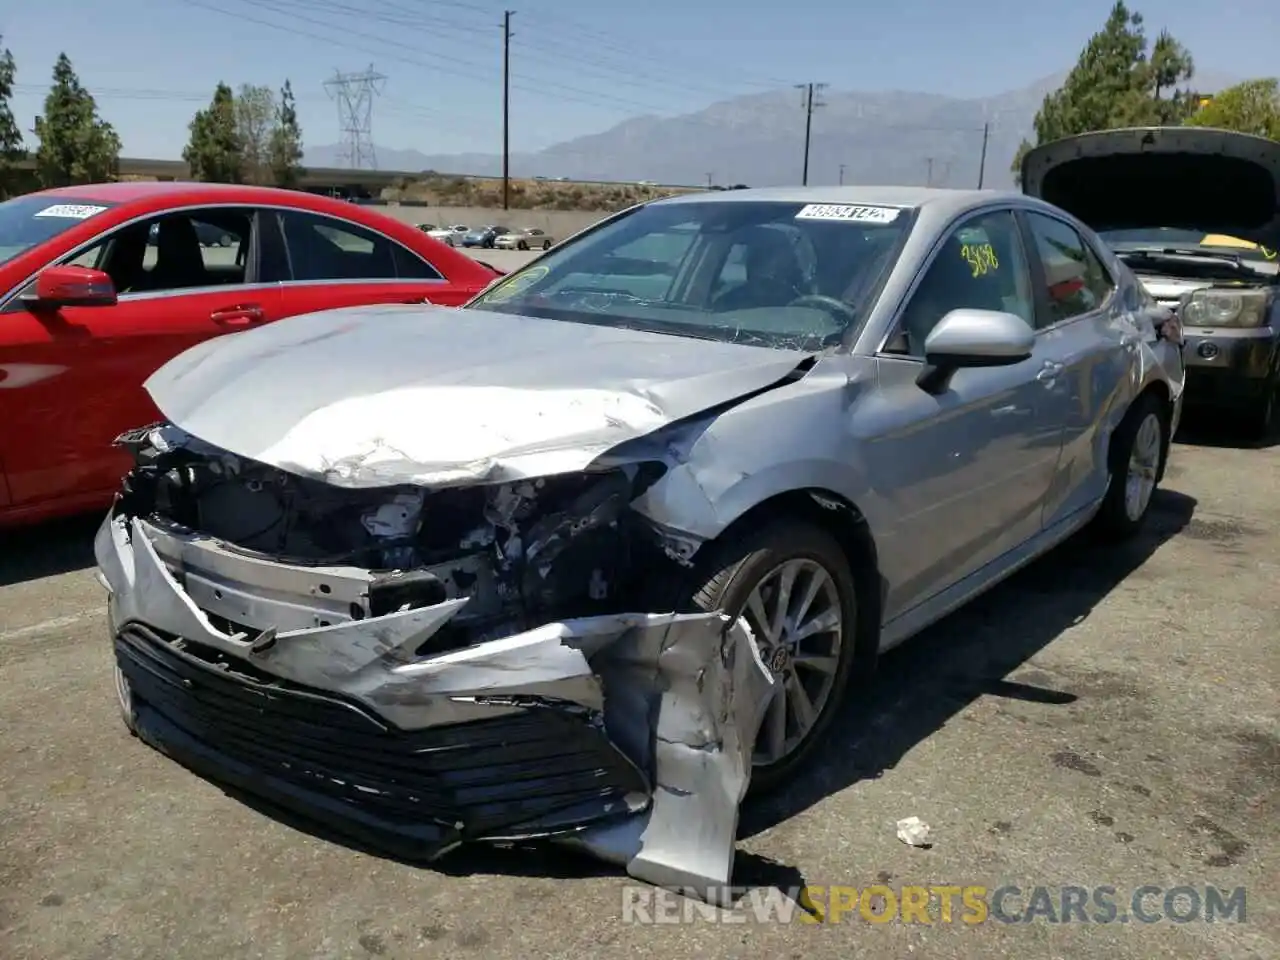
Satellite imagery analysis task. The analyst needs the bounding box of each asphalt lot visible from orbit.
[2,376,1277,954]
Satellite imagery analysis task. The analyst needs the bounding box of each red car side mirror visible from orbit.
[30,265,118,308]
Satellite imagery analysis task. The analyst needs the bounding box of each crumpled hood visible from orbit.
[1021,126,1280,248]
[145,304,814,488]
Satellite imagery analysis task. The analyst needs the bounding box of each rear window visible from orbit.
[0,195,116,266]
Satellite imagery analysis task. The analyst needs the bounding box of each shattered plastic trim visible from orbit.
[95,512,777,904]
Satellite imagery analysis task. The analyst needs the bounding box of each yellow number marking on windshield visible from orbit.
[961,243,999,277]
[1261,245,1276,261]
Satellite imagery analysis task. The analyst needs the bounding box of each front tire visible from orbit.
[518,240,529,251]
[1093,392,1168,540]
[671,520,860,795]
[542,240,552,250]
[114,663,139,736]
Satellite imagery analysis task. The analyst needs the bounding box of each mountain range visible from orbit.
[304,70,1242,189]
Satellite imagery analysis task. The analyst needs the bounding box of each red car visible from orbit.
[0,182,500,527]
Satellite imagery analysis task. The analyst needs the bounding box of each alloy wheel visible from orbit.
[739,558,845,767]
[1124,412,1162,521]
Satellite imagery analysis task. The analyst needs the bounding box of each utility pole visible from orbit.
[977,121,990,189]
[502,10,514,210]
[796,82,826,186]
[838,163,846,186]
[706,172,714,188]
[925,157,934,187]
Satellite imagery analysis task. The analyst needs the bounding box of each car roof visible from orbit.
[653,185,1029,220]
[35,181,324,204]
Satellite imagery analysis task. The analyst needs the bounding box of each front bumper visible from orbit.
[95,512,776,903]
[1182,326,1277,405]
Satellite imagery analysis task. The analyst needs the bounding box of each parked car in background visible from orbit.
[426,224,469,247]
[0,181,500,527]
[1022,126,1280,438]
[462,225,508,249]
[495,227,554,250]
[415,222,436,233]
[98,185,1182,903]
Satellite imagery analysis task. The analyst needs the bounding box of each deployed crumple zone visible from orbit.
[96,416,786,903]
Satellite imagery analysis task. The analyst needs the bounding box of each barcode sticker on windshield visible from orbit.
[795,204,900,224]
[34,204,109,220]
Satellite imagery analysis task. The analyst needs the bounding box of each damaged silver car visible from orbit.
[1022,126,1280,437]
[96,186,1185,903]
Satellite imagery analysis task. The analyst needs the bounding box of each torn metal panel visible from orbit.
[96,510,776,901]
[142,303,814,489]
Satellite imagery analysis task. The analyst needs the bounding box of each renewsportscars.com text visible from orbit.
[621,884,1247,925]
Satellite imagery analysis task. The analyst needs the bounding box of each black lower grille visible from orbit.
[116,625,647,856]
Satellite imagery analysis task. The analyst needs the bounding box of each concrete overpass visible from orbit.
[9,156,411,198]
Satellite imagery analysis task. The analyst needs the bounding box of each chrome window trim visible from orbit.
[0,200,446,308]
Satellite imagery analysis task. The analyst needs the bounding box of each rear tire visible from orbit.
[665,520,861,796]
[518,240,529,251]
[1092,392,1168,541]
[542,240,552,250]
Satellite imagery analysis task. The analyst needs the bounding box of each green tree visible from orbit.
[235,83,275,185]
[32,53,121,187]
[267,80,304,188]
[0,38,25,198]
[1185,78,1280,140]
[183,82,243,183]
[1010,3,1195,182]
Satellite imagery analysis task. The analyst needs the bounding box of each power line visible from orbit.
[797,82,826,187]
[324,66,386,170]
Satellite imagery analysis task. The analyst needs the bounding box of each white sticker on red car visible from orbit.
[34,204,109,220]
[795,203,901,224]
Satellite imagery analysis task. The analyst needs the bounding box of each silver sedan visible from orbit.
[96,185,1184,905]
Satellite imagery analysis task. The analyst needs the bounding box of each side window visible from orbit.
[61,209,253,294]
[888,210,1034,358]
[391,244,444,280]
[1025,213,1116,325]
[274,211,441,282]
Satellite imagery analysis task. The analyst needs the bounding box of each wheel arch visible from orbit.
[699,486,884,673]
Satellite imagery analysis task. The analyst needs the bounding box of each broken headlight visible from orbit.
[1179,288,1269,328]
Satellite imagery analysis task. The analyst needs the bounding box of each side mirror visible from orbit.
[27,265,118,309]
[918,308,1034,393]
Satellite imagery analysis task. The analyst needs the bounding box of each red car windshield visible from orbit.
[0,195,117,266]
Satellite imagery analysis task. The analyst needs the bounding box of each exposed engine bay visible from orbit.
[114,420,684,649]
[99,419,780,904]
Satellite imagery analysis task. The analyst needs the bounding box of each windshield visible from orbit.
[1099,227,1277,263]
[0,195,116,266]
[467,199,914,350]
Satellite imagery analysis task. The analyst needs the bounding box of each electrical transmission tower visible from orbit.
[324,66,387,170]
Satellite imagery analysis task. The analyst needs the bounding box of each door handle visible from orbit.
[1035,361,1064,382]
[211,304,265,327]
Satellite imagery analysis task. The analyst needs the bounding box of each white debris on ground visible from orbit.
[896,816,932,847]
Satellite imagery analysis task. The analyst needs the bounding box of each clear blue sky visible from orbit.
[4,0,1277,160]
